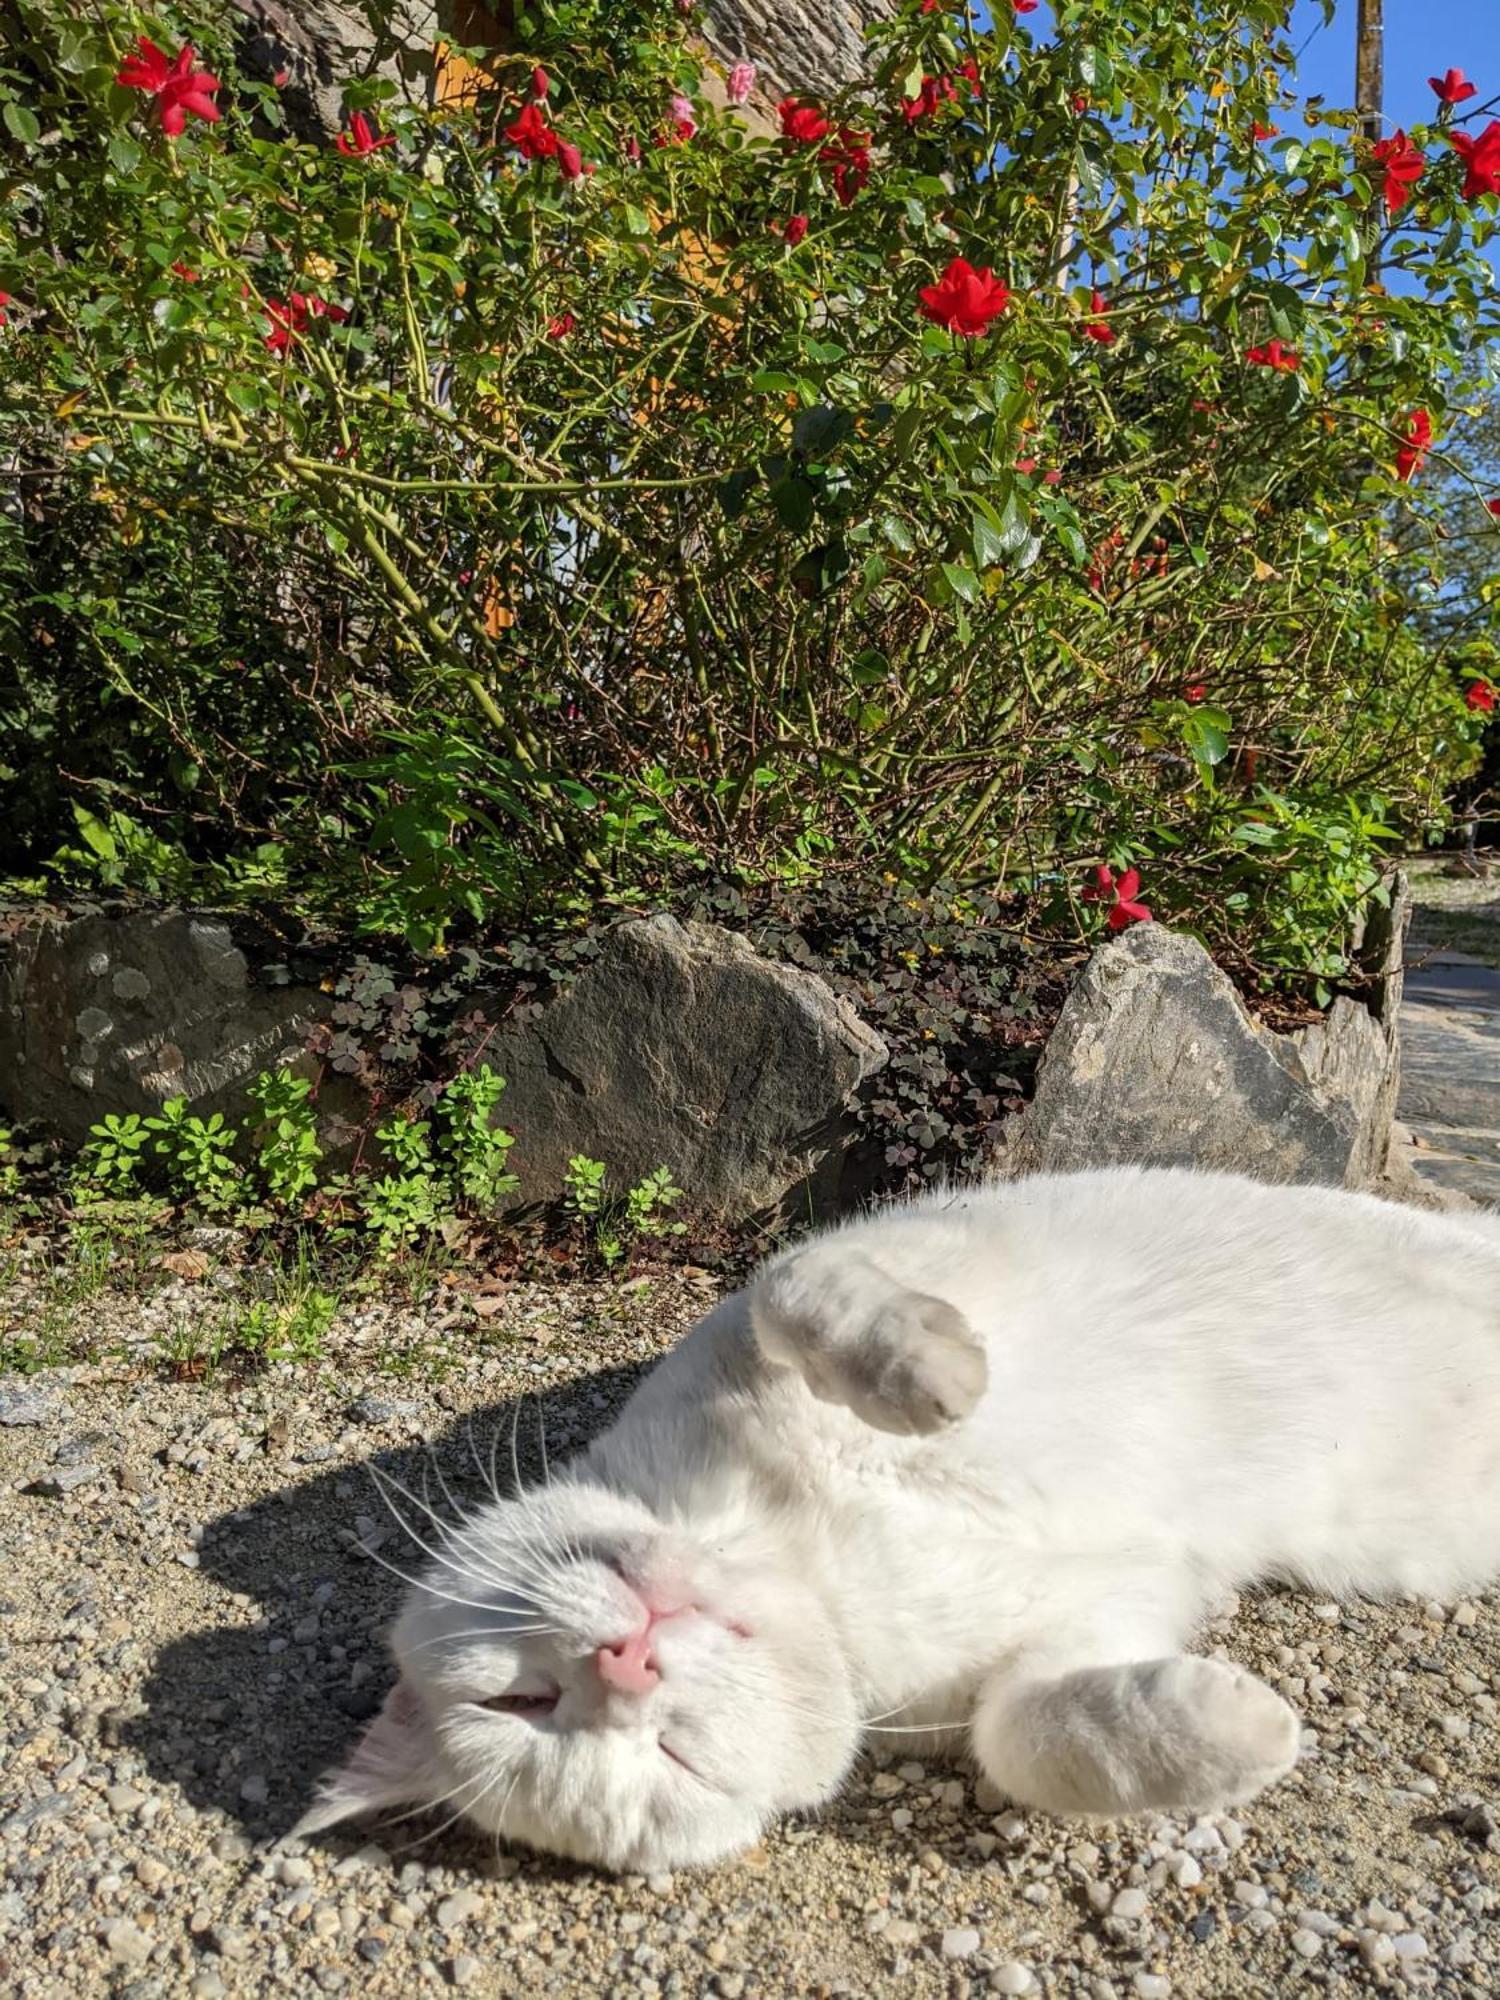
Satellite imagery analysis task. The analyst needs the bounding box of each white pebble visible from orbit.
[103,1920,151,1966]
[1170,1854,1202,1890]
[1393,1933,1429,1960]
[991,1966,1035,1997]
[436,1889,483,1930]
[1134,1977,1171,2000]
[1111,1888,1150,1920]
[941,1927,981,1960]
[1296,1910,1340,1938]
[1290,1930,1323,1959]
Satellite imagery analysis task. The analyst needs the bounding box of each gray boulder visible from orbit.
[1003,915,1405,1190]
[0,907,323,1150]
[215,2,895,139]
[475,914,888,1219]
[226,1,437,138]
[703,1,894,96]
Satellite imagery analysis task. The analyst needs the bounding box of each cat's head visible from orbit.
[295,1476,859,1871]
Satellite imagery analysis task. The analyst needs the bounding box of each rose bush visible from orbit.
[1,0,1497,995]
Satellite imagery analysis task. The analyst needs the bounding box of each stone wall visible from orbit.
[0,889,1426,1220]
[702,1,894,95]
[217,1,894,134]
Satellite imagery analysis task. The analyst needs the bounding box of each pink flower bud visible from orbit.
[727,62,756,106]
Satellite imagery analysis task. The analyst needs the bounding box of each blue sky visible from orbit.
[975,3,1495,131]
[1291,0,1494,133]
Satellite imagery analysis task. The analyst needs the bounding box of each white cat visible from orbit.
[298,1167,1500,1872]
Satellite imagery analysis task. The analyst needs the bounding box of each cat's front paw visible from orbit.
[846,1298,988,1436]
[1139,1655,1301,1811]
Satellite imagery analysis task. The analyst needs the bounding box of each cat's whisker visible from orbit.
[402,1760,519,1852]
[861,1720,971,1736]
[508,1401,525,1499]
[536,1401,554,1492]
[401,1618,567,1655]
[351,1533,529,1619]
[380,1762,498,1841]
[367,1461,533,1603]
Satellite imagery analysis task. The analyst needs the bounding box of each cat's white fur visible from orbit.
[298,1167,1500,1871]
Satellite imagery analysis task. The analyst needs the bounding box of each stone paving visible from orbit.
[1400,868,1500,1208]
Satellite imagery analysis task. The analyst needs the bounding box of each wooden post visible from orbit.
[1354,0,1383,143]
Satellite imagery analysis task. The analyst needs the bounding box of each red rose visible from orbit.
[1083,865,1152,931]
[1082,289,1116,344]
[557,140,595,181]
[1252,121,1279,141]
[779,99,831,145]
[335,111,396,158]
[820,126,872,205]
[264,292,347,354]
[1371,130,1424,214]
[1395,407,1433,483]
[547,312,576,341]
[531,67,550,100]
[1185,684,1207,704]
[505,101,557,160]
[1466,681,1496,713]
[115,37,220,137]
[784,214,809,245]
[918,257,1010,336]
[1452,121,1500,200]
[1429,68,1478,106]
[901,75,956,124]
[1246,338,1298,372]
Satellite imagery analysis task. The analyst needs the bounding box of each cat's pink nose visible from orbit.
[595,1630,660,1695]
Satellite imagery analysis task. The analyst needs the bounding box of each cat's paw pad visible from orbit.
[1142,1655,1300,1809]
[849,1299,988,1436]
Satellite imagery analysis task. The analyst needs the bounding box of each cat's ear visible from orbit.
[289,1678,437,1839]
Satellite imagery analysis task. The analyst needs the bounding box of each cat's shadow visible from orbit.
[123,1359,649,1865]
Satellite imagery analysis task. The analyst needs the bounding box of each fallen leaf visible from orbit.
[157,1248,210,1280]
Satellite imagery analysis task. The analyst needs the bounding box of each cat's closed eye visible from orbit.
[476,1687,559,1721]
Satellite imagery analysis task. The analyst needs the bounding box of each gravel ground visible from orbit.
[3,1266,1499,1999]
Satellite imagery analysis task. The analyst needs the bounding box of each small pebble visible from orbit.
[941,1927,981,1960]
[437,1889,484,1930]
[991,1965,1034,1996]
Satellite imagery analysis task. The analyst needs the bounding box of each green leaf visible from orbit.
[770,476,816,533]
[1077,47,1113,90]
[751,369,799,395]
[941,561,981,604]
[792,404,854,455]
[1182,713,1230,766]
[4,102,40,144]
[107,131,141,174]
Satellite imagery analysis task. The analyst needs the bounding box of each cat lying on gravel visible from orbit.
[297,1167,1500,1872]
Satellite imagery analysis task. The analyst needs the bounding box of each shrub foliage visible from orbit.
[2,0,1497,990]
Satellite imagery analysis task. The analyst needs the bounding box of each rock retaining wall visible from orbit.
[0,885,1417,1218]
